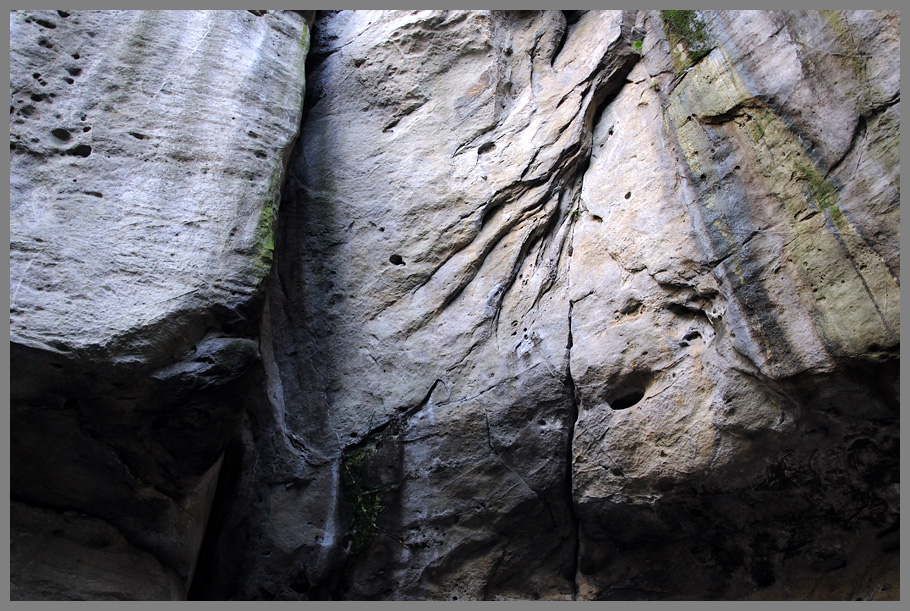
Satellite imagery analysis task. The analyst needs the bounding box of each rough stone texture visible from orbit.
[568,12,899,601]
[10,9,899,602]
[9,9,310,599]
[191,9,898,602]
[11,502,185,600]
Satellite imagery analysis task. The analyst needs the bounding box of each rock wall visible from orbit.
[10,9,310,599]
[10,10,899,601]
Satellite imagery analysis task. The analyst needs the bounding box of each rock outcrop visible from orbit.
[10,9,310,599]
[10,10,899,601]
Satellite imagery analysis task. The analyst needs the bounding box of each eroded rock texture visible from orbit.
[191,9,899,601]
[10,9,310,599]
[10,10,899,601]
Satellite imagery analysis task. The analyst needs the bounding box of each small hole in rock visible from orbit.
[624,192,631,199]
[66,67,82,76]
[389,254,405,265]
[57,10,70,17]
[51,128,70,141]
[63,77,74,84]
[83,126,91,132]
[610,389,645,410]
[591,215,603,222]
[65,144,92,157]
[72,53,80,60]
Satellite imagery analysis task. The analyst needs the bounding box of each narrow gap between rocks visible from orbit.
[565,299,580,599]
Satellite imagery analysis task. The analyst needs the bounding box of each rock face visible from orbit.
[10,9,310,599]
[10,10,899,601]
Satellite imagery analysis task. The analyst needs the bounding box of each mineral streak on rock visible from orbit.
[10,10,899,601]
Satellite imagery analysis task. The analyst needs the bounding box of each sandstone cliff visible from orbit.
[9,10,899,601]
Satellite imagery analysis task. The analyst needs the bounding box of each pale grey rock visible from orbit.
[9,9,310,600]
[567,10,899,599]
[10,9,898,602]
[10,9,308,362]
[194,8,897,603]
[196,9,642,600]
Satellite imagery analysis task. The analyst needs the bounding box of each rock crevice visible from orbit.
[10,9,899,602]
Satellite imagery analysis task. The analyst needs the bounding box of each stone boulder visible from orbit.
[10,9,310,599]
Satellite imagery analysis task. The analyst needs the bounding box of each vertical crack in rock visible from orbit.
[565,298,580,600]
[217,10,650,599]
[14,9,898,602]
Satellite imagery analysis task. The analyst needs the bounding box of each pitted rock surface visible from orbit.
[10,10,899,601]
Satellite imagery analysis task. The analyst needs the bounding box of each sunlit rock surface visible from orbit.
[10,9,310,599]
[10,10,898,601]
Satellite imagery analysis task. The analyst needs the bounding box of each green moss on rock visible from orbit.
[254,201,276,274]
[341,444,385,556]
[795,162,840,221]
[253,167,283,275]
[661,10,713,72]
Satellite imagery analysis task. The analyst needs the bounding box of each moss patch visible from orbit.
[253,167,283,275]
[661,10,713,72]
[254,202,275,273]
[341,444,385,556]
[795,162,842,227]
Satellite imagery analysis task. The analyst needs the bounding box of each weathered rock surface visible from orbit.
[191,9,898,602]
[10,9,899,601]
[10,9,310,599]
